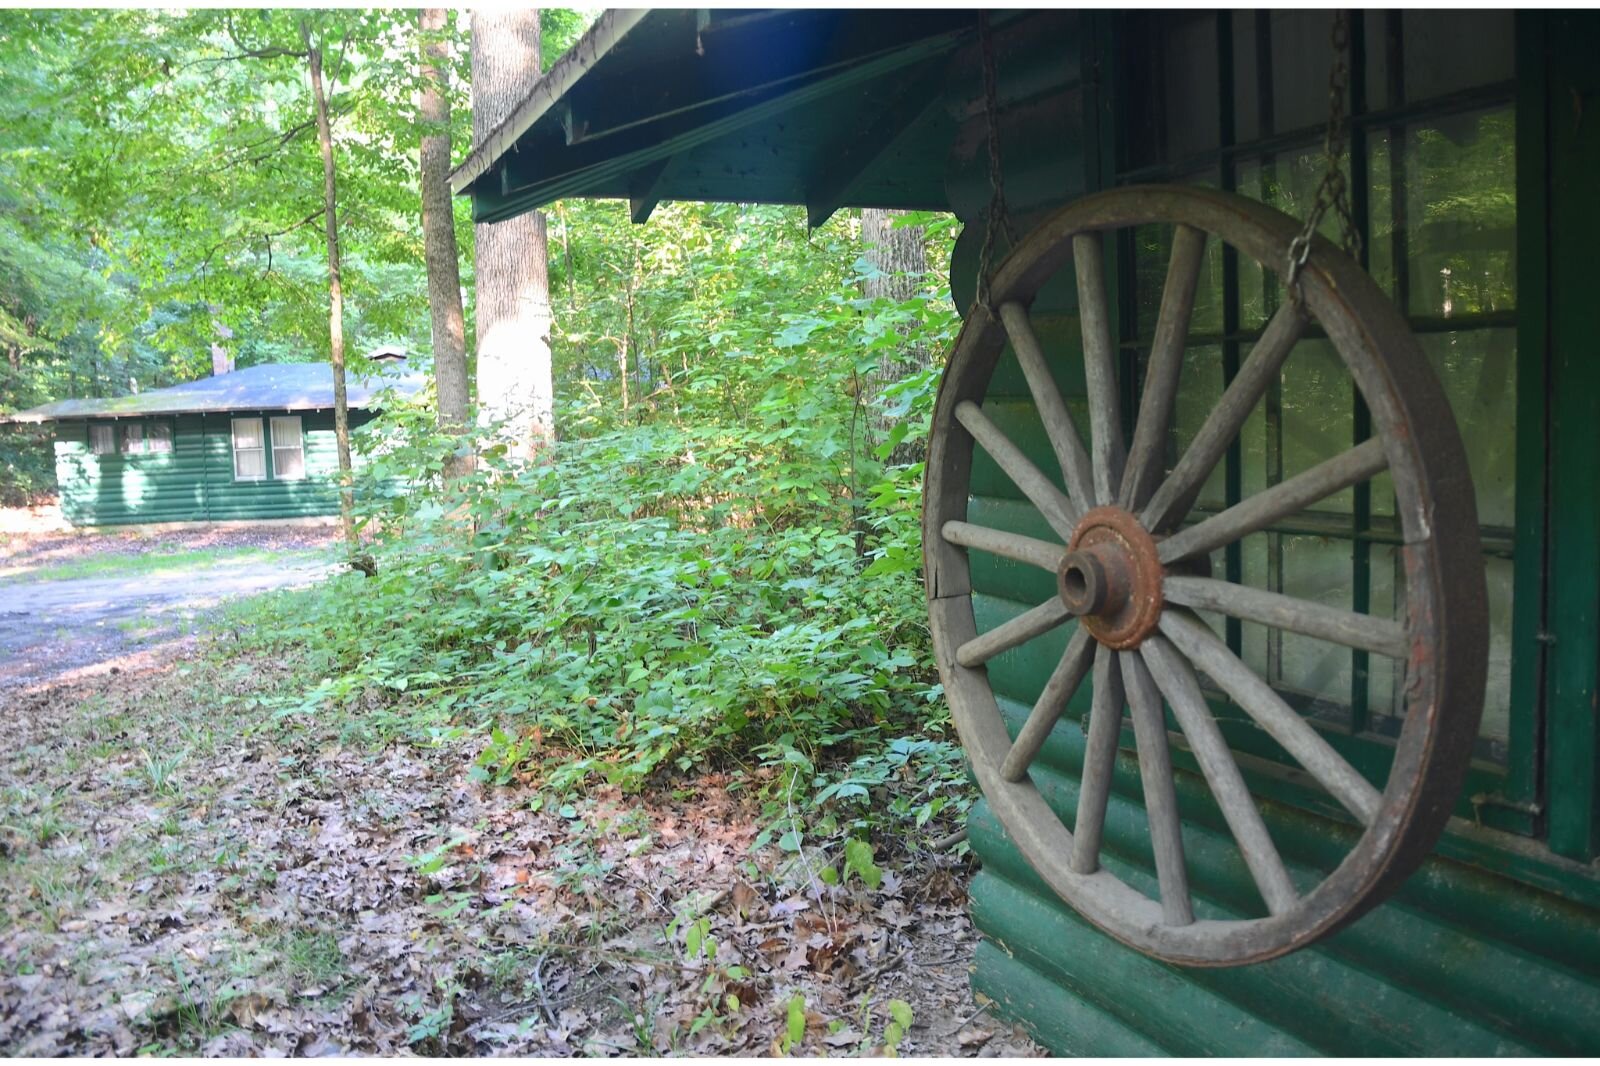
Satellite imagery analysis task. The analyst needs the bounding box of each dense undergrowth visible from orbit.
[223,203,971,859]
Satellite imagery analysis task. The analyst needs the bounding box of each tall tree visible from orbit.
[470,8,555,459]
[300,18,355,549]
[418,8,470,478]
[860,208,928,461]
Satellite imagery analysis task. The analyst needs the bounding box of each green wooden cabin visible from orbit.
[9,361,419,527]
[454,10,1600,1055]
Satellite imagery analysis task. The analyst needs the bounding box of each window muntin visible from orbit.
[232,417,266,480]
[270,416,306,480]
[90,424,115,455]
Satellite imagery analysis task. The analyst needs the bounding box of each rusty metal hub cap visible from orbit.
[1058,507,1163,649]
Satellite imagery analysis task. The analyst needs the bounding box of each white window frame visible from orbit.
[232,417,267,481]
[90,423,115,456]
[269,415,306,481]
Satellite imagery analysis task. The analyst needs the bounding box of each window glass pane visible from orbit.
[1481,556,1514,747]
[1367,547,1511,755]
[235,449,265,479]
[90,425,114,455]
[1170,344,1227,513]
[1123,12,1220,168]
[270,416,303,448]
[273,448,306,480]
[1420,329,1517,529]
[1405,109,1516,318]
[147,423,173,454]
[1239,531,1271,678]
[1280,338,1353,516]
[1368,544,1401,721]
[1270,11,1347,134]
[1277,533,1354,718]
[1236,148,1352,329]
[233,418,263,449]
[1400,11,1513,102]
[1232,12,1261,142]
[122,423,144,454]
[1132,197,1224,341]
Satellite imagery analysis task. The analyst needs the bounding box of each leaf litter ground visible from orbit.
[0,633,1042,1056]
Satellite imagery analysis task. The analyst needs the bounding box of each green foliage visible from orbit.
[227,201,968,851]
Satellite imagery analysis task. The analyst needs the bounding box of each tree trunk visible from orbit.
[302,21,357,551]
[419,8,471,480]
[470,8,554,461]
[860,208,928,462]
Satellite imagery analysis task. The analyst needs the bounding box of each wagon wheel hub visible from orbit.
[1058,507,1163,649]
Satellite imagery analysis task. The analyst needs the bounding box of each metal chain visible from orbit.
[1285,10,1361,309]
[974,12,1016,316]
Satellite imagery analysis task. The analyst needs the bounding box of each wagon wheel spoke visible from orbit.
[1143,302,1308,533]
[1069,643,1125,875]
[998,302,1096,512]
[1157,437,1388,565]
[1159,610,1382,826]
[1001,625,1094,782]
[956,598,1072,669]
[941,520,1065,572]
[1072,232,1126,505]
[1141,635,1298,916]
[1163,575,1408,660]
[1120,225,1207,512]
[955,400,1081,538]
[1119,649,1195,925]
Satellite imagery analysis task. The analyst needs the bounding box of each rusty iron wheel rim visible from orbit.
[922,185,1487,967]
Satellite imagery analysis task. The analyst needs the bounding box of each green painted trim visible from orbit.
[1493,9,1553,838]
[1543,11,1600,861]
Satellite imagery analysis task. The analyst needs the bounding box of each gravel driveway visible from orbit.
[0,552,330,694]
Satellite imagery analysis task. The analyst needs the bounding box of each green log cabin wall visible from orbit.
[52,409,378,526]
[948,10,1600,1055]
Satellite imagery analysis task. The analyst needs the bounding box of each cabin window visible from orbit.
[232,417,267,480]
[146,422,173,454]
[121,423,144,454]
[1117,11,1524,774]
[90,424,115,455]
[270,416,306,480]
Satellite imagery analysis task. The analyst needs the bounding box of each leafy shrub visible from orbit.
[228,203,971,845]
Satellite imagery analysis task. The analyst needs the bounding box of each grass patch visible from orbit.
[0,545,322,584]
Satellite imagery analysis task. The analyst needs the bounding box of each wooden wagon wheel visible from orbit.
[925,185,1488,966]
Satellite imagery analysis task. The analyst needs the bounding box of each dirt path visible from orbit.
[0,552,330,693]
[0,638,1042,1056]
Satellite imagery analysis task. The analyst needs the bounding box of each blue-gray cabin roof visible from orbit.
[6,363,424,423]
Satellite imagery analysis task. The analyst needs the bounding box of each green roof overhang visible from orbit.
[449,8,983,227]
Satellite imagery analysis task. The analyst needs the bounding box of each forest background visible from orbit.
[0,8,970,859]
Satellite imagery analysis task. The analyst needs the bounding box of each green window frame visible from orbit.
[1105,10,1557,854]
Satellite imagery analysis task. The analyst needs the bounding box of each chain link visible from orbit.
[974,12,1015,316]
[1285,10,1361,309]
